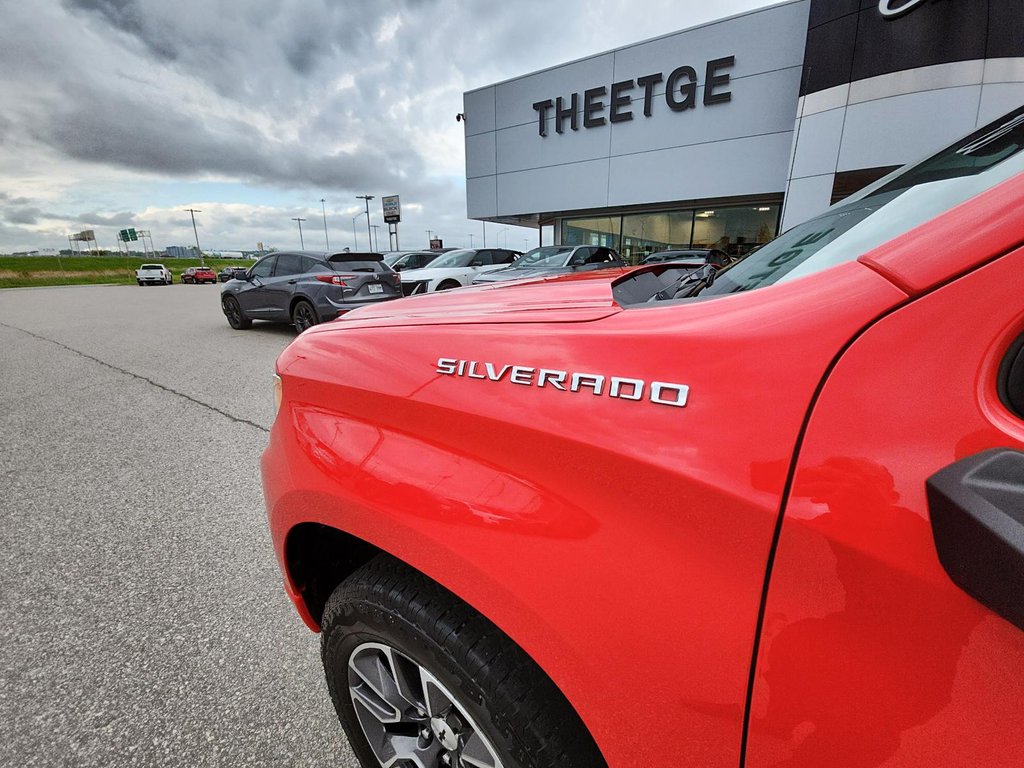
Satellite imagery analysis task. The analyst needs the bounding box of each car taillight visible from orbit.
[316,275,349,286]
[273,373,282,416]
[388,272,401,287]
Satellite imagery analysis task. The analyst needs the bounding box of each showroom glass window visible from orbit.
[563,217,621,250]
[691,205,779,257]
[621,211,695,265]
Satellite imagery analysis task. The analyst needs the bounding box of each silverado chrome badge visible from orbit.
[435,358,689,408]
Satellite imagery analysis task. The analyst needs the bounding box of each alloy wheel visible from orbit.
[348,641,504,768]
[293,301,317,332]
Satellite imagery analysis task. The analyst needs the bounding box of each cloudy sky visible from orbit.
[0,0,773,255]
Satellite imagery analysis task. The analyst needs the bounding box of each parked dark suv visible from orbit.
[220,251,401,332]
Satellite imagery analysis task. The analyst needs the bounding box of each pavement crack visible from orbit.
[0,321,270,433]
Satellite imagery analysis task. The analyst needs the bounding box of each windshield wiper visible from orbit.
[648,263,716,302]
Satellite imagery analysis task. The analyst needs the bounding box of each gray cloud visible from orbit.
[76,210,137,226]
[5,207,43,225]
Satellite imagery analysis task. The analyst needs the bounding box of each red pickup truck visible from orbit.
[261,107,1024,768]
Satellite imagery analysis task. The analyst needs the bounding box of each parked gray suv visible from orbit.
[220,251,401,332]
[471,245,623,284]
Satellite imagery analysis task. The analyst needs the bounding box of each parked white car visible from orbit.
[398,248,521,295]
[136,263,172,285]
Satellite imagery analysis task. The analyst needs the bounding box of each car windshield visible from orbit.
[429,250,475,269]
[512,246,574,268]
[703,105,1024,296]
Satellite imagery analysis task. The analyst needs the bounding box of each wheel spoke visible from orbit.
[420,668,454,718]
[349,650,402,723]
[460,731,501,768]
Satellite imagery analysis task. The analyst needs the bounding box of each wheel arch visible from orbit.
[286,521,610,767]
[289,293,318,319]
[284,522,382,626]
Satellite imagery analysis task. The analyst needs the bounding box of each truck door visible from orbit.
[744,245,1024,768]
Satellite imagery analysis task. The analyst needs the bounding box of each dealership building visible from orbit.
[462,0,1024,264]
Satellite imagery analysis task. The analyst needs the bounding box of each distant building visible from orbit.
[164,245,199,259]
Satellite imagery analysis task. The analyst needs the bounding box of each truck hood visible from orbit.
[474,266,574,282]
[309,268,630,330]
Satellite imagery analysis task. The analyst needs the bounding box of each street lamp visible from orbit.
[356,195,374,251]
[319,199,330,250]
[426,229,433,246]
[186,208,204,267]
[498,227,508,248]
[467,233,474,248]
[370,224,380,252]
[291,217,307,249]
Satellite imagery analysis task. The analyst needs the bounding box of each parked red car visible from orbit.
[262,107,1024,768]
[181,266,217,284]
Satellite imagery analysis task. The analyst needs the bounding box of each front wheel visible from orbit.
[435,279,461,291]
[292,299,318,333]
[321,556,607,768]
[221,295,251,329]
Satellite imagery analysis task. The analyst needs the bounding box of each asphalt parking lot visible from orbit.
[0,283,359,766]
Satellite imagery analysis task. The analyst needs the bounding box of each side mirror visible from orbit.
[470,259,483,267]
[927,449,1024,631]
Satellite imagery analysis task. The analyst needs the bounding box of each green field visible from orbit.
[0,256,254,289]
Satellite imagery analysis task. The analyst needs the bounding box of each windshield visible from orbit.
[703,105,1024,295]
[513,246,574,268]
[429,249,475,269]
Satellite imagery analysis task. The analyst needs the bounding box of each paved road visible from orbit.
[0,283,359,767]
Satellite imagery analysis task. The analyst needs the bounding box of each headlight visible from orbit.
[273,373,282,416]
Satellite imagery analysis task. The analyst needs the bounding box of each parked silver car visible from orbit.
[472,245,623,284]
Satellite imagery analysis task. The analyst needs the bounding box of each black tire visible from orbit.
[137,280,143,286]
[321,555,607,768]
[436,280,461,291]
[221,295,251,330]
[292,299,319,333]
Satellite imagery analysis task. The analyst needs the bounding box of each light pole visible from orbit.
[291,217,307,249]
[356,195,374,251]
[426,229,433,246]
[370,224,380,252]
[319,199,330,250]
[352,213,366,251]
[467,234,474,248]
[499,227,508,248]
[186,208,204,266]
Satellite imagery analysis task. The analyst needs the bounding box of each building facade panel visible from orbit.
[462,86,496,137]
[607,132,794,209]
[495,160,612,220]
[466,175,497,220]
[465,131,497,179]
